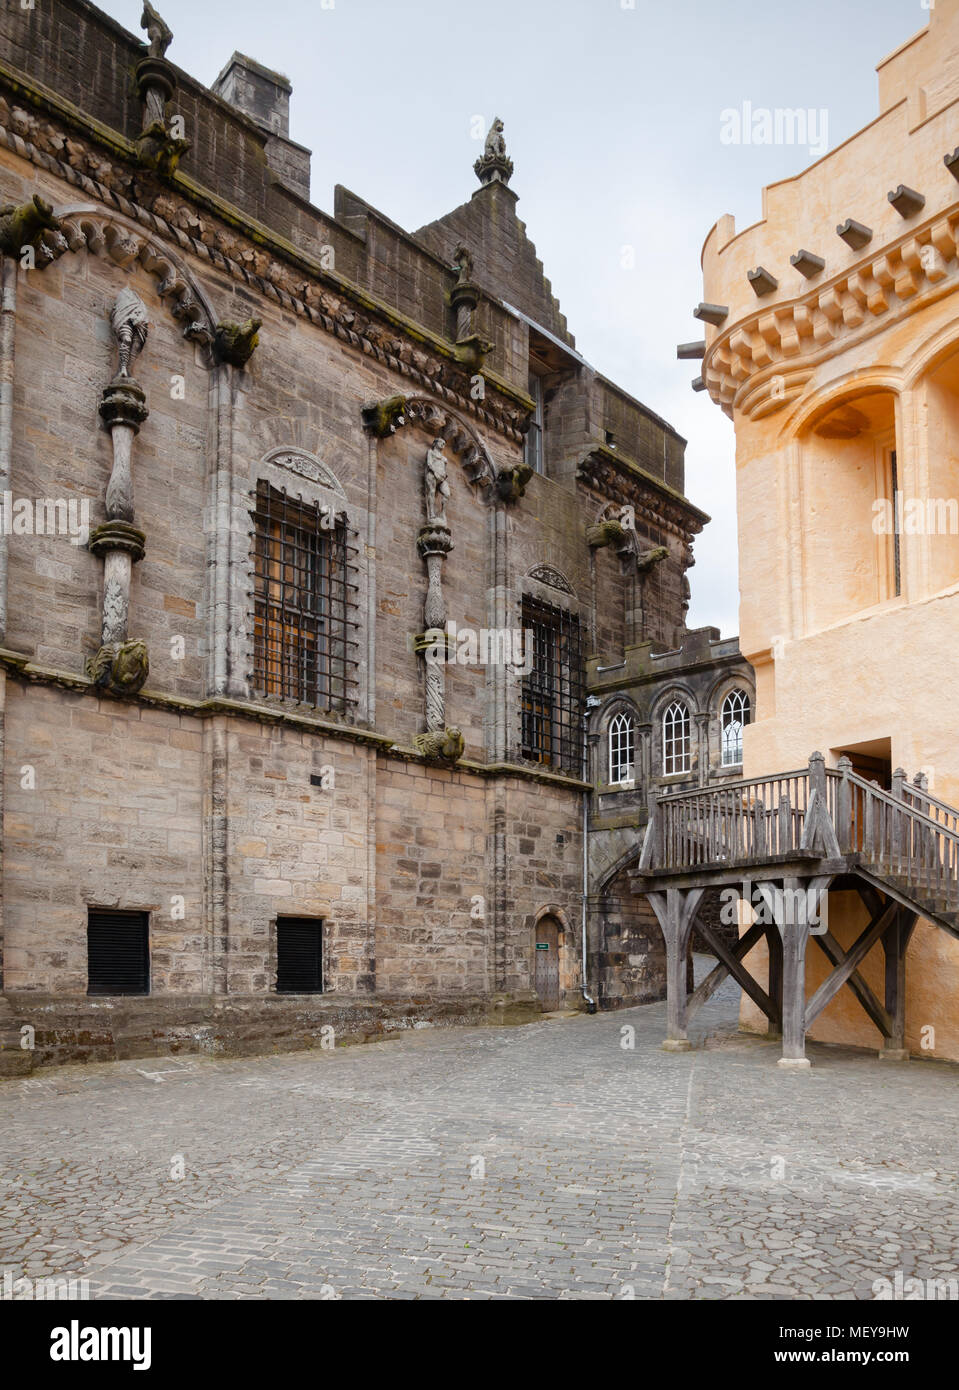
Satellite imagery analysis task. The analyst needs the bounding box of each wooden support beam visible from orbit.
[647,888,700,1050]
[687,920,766,1020]
[695,918,778,1024]
[879,907,918,1061]
[804,901,897,1030]
[780,878,811,1067]
[766,921,783,1038]
[812,929,892,1038]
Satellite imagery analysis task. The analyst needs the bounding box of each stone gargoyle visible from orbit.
[413,726,465,763]
[136,119,191,179]
[0,194,61,257]
[86,639,150,696]
[495,463,534,504]
[362,394,407,438]
[213,317,262,368]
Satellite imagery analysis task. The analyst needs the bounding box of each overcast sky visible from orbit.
[96,0,927,636]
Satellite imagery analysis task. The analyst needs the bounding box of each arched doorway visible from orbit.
[533,916,561,1010]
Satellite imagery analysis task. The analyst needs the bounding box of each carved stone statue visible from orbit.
[453,245,474,286]
[110,289,149,379]
[484,118,506,159]
[424,438,451,525]
[474,118,514,187]
[413,726,464,763]
[141,1,173,58]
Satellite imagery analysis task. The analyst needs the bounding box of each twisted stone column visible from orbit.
[87,293,150,695]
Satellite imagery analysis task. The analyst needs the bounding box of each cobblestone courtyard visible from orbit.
[3,966,958,1300]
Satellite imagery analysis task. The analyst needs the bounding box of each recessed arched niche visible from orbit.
[799,390,899,631]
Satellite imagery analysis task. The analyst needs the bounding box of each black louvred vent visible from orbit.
[276,918,323,994]
[87,910,149,995]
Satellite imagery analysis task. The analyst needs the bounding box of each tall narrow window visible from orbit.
[521,597,585,774]
[276,917,324,994]
[87,910,149,996]
[252,482,351,710]
[608,712,635,785]
[662,700,691,776]
[721,688,750,767]
[524,373,544,475]
[890,448,901,598]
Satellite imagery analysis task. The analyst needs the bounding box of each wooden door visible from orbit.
[533,919,560,1010]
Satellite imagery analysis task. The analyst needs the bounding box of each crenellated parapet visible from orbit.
[690,6,959,421]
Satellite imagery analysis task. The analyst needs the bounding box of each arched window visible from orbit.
[662,701,691,776]
[608,712,635,785]
[721,688,750,766]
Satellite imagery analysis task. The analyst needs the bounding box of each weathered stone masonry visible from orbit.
[0,0,734,1068]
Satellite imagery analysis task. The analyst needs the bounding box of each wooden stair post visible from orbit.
[879,907,917,1061]
[778,875,811,1069]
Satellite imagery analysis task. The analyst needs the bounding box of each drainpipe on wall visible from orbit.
[581,702,599,1012]
[0,255,17,641]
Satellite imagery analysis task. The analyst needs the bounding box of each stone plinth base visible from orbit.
[0,991,546,1074]
[878,1047,910,1062]
[661,1037,691,1051]
[777,1056,812,1070]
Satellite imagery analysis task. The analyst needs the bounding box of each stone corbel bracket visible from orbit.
[213,317,261,367]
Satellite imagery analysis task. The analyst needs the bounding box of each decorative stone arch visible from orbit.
[36,201,219,351]
[401,396,498,493]
[778,371,903,445]
[259,446,348,504]
[526,563,576,597]
[902,324,959,389]
[529,904,577,1006]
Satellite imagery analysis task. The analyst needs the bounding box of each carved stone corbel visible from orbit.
[0,195,61,257]
[213,317,261,367]
[362,394,407,438]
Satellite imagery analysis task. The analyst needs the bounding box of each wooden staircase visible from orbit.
[634,752,959,1064]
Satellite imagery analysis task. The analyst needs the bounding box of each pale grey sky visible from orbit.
[95,0,927,636]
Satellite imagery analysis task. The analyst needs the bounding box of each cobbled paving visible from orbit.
[2,963,958,1300]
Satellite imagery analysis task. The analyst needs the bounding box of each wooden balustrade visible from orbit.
[640,754,959,921]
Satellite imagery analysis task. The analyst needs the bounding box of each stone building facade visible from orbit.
[0,0,742,1068]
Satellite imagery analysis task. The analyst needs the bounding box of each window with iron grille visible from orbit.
[662,700,691,776]
[721,688,750,767]
[608,712,636,784]
[276,917,324,994]
[520,597,585,774]
[252,482,355,710]
[87,910,149,996]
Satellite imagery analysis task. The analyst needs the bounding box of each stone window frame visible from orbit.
[238,449,372,724]
[590,693,643,791]
[513,570,590,775]
[720,687,751,768]
[705,670,757,778]
[650,683,699,783]
[608,711,637,786]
